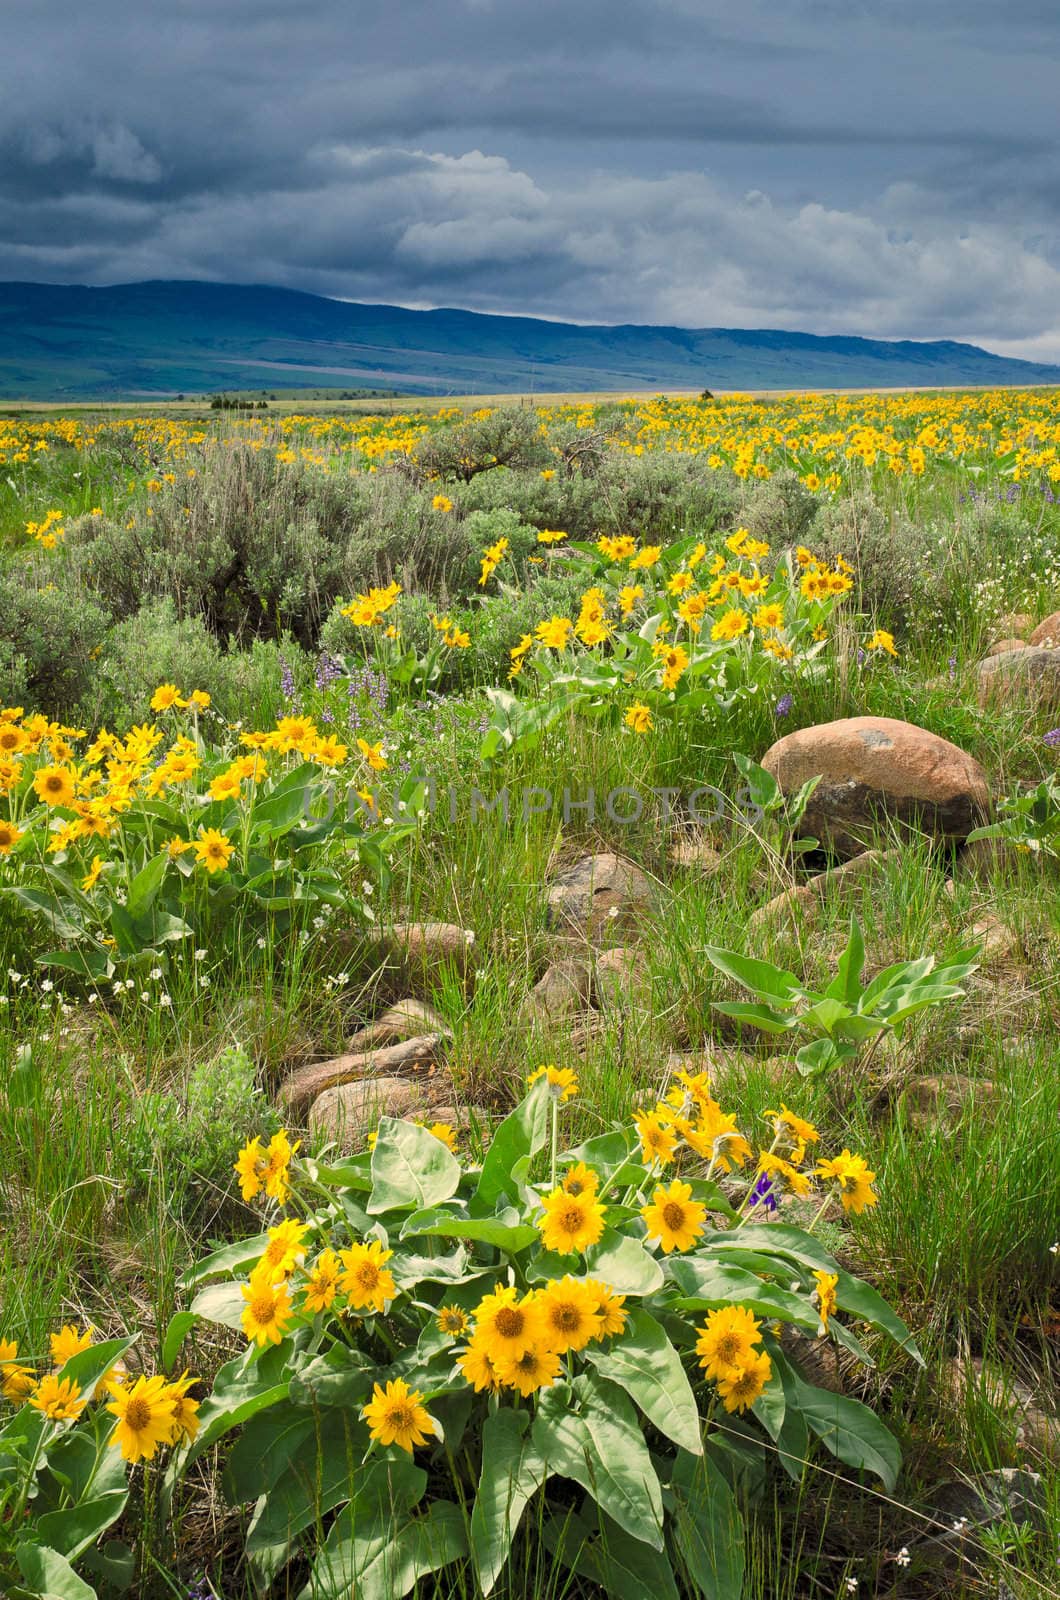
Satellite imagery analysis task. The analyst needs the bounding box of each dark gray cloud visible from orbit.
[2,0,1059,357]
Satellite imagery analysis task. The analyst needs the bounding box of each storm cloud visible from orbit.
[3,0,1059,356]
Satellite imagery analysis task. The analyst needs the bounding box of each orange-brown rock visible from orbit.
[760,717,990,859]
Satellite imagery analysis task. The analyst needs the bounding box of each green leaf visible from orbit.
[795,1038,844,1077]
[585,1229,664,1296]
[5,886,85,942]
[401,1204,539,1252]
[35,1491,128,1564]
[789,1375,901,1492]
[78,1541,134,1596]
[711,1001,793,1034]
[533,1374,665,1550]
[189,1281,246,1332]
[551,1507,681,1600]
[15,1544,97,1600]
[246,1409,368,1584]
[57,1338,138,1406]
[367,1118,461,1213]
[583,1307,702,1454]
[181,1233,268,1287]
[470,1409,547,1595]
[174,1347,290,1475]
[161,1311,197,1371]
[223,1405,316,1504]
[125,852,167,920]
[670,1448,745,1600]
[305,1487,466,1600]
[701,946,799,1002]
[475,1077,549,1209]
[667,1259,819,1332]
[562,1127,643,1187]
[826,915,865,1003]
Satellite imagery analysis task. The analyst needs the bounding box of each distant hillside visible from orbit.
[1,279,1058,400]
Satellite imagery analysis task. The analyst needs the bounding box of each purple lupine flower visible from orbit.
[279,657,296,703]
[1044,728,1060,748]
[948,655,957,680]
[775,692,793,719]
[749,1173,778,1213]
[857,648,866,665]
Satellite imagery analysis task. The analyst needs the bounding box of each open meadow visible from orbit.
[0,389,1058,1600]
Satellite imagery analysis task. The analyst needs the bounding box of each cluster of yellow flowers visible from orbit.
[632,1071,878,1218]
[339,580,402,629]
[24,508,65,549]
[0,695,388,880]
[508,526,852,687]
[0,1326,199,1464]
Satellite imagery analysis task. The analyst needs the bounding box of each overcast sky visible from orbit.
[3,0,1059,358]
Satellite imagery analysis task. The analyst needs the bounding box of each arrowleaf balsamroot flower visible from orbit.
[457,1335,501,1393]
[816,1150,878,1213]
[473,1285,546,1363]
[257,1218,309,1280]
[537,1186,606,1255]
[717,1349,774,1413]
[634,1107,677,1166]
[106,1374,178,1462]
[527,1064,578,1102]
[29,1374,86,1421]
[235,1129,299,1204]
[813,1270,839,1334]
[0,1339,34,1402]
[494,1343,563,1397]
[641,1179,707,1254]
[363,1378,436,1453]
[695,1305,764,1380]
[436,1305,470,1339]
[193,827,234,873]
[302,1250,342,1314]
[50,1324,94,1365]
[338,1240,395,1312]
[241,1267,295,1346]
[537,1276,605,1353]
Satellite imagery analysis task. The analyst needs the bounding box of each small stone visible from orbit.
[748,850,897,934]
[279,1033,447,1118]
[994,611,1035,640]
[668,835,723,872]
[1029,610,1060,647]
[977,646,1060,711]
[308,1073,454,1147]
[983,637,1031,657]
[387,922,475,983]
[522,955,593,1023]
[546,852,654,941]
[900,1074,996,1128]
[593,946,653,1012]
[349,998,451,1051]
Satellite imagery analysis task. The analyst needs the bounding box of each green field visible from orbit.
[0,390,1057,1600]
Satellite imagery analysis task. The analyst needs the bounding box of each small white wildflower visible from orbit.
[607,905,620,919]
[846,1581,858,1594]
[40,979,54,993]
[1050,1242,1058,1255]
[951,1517,968,1533]
[198,975,210,990]
[140,991,151,1002]
[895,1548,910,1568]
[256,936,267,949]
[159,993,172,1008]
[194,948,207,961]
[464,930,475,945]
[149,967,163,981]
[7,969,21,983]
[361,881,373,896]
[87,992,99,1005]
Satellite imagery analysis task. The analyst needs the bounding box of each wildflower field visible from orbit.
[0,388,1058,1600]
